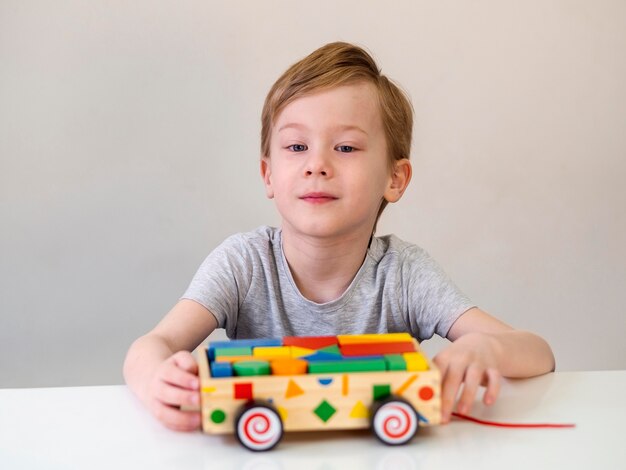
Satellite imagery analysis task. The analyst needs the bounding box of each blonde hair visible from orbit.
[261,42,413,228]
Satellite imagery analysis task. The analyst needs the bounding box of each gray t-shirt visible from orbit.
[181,226,474,341]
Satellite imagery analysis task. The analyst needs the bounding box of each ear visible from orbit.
[260,156,274,199]
[383,159,412,203]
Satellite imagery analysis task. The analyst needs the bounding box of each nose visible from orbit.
[305,148,332,177]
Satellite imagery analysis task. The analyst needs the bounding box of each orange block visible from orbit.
[270,358,308,376]
[213,355,256,363]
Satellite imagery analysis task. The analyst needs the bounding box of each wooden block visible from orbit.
[290,346,316,358]
[210,361,233,377]
[404,352,429,371]
[302,351,347,362]
[212,355,257,363]
[337,333,413,344]
[317,344,341,356]
[209,338,283,349]
[384,354,407,371]
[208,339,281,361]
[270,358,308,376]
[340,341,416,356]
[233,360,271,376]
[283,336,338,350]
[253,346,292,359]
[214,346,252,358]
[308,358,386,374]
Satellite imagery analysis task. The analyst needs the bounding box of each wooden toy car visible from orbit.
[198,333,441,451]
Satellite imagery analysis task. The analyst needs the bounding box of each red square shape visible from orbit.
[234,382,253,400]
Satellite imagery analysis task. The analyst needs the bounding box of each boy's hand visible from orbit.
[145,351,202,432]
[433,332,502,424]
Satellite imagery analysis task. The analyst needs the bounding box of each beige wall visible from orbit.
[1,0,624,387]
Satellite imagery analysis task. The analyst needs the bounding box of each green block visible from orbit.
[318,344,341,356]
[384,354,407,371]
[233,360,270,376]
[308,359,386,374]
[314,400,337,423]
[373,384,391,401]
[214,346,252,357]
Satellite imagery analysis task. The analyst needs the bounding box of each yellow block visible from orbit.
[253,346,292,359]
[404,352,429,371]
[290,346,316,358]
[337,333,413,344]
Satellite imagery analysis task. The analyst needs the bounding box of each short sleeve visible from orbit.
[180,234,253,334]
[400,246,475,340]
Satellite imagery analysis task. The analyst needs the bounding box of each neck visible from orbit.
[281,228,373,303]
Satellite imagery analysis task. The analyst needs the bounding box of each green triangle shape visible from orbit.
[318,344,341,356]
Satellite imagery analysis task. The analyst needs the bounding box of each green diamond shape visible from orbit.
[314,400,337,423]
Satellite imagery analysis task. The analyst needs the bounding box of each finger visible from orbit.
[154,380,200,408]
[440,364,464,424]
[456,365,482,416]
[159,361,200,391]
[482,368,501,406]
[151,400,202,432]
[172,351,199,375]
[432,352,449,378]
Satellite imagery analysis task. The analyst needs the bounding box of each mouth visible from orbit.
[300,192,338,204]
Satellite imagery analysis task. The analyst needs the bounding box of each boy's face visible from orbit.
[261,82,409,240]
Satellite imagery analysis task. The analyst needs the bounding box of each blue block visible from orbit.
[210,361,233,378]
[209,338,283,348]
[302,351,347,362]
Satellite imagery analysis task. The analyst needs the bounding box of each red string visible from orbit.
[451,412,576,428]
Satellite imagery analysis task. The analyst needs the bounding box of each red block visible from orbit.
[234,382,253,400]
[283,336,338,350]
[340,341,416,357]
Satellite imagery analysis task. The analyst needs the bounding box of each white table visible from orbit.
[1,371,624,469]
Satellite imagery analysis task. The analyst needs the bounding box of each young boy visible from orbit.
[123,42,555,432]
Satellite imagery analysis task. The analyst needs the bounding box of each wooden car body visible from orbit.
[198,333,441,450]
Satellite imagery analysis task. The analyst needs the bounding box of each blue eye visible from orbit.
[287,144,307,152]
[337,145,354,153]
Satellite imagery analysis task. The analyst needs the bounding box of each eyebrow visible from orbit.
[278,123,369,136]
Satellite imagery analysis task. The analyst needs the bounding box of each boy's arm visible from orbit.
[434,307,555,423]
[123,299,218,431]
